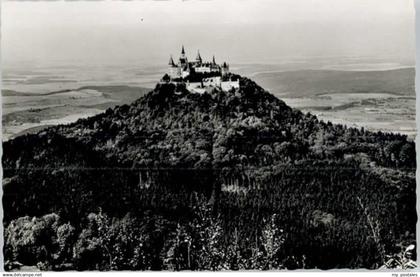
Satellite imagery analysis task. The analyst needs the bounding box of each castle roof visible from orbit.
[196,50,202,62]
[168,55,176,67]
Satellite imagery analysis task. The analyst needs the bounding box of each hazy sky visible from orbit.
[2,0,415,67]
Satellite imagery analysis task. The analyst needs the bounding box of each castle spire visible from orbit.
[180,45,187,61]
[168,55,175,66]
[212,55,216,64]
[196,50,202,63]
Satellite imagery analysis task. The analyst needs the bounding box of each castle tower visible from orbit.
[221,62,229,76]
[179,45,188,66]
[180,45,186,59]
[168,55,176,67]
[210,55,219,72]
[196,50,202,64]
[181,63,190,78]
[168,55,179,79]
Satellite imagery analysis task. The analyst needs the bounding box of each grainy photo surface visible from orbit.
[1,0,416,271]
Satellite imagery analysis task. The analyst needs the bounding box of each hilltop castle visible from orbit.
[166,46,239,94]
[168,46,230,79]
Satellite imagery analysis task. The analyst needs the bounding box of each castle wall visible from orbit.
[169,67,179,79]
[203,76,221,87]
[221,80,240,91]
[190,87,206,94]
[185,79,239,94]
[187,82,202,89]
[195,66,211,73]
[181,70,190,78]
[186,82,205,94]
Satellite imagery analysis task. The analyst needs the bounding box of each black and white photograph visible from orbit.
[1,0,417,272]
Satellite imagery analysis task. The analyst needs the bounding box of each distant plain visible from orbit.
[249,67,415,138]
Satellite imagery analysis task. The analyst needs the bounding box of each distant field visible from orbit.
[251,68,415,98]
[249,68,416,137]
[3,85,150,140]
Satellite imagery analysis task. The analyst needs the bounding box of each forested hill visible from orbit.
[3,75,416,269]
[4,75,415,171]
